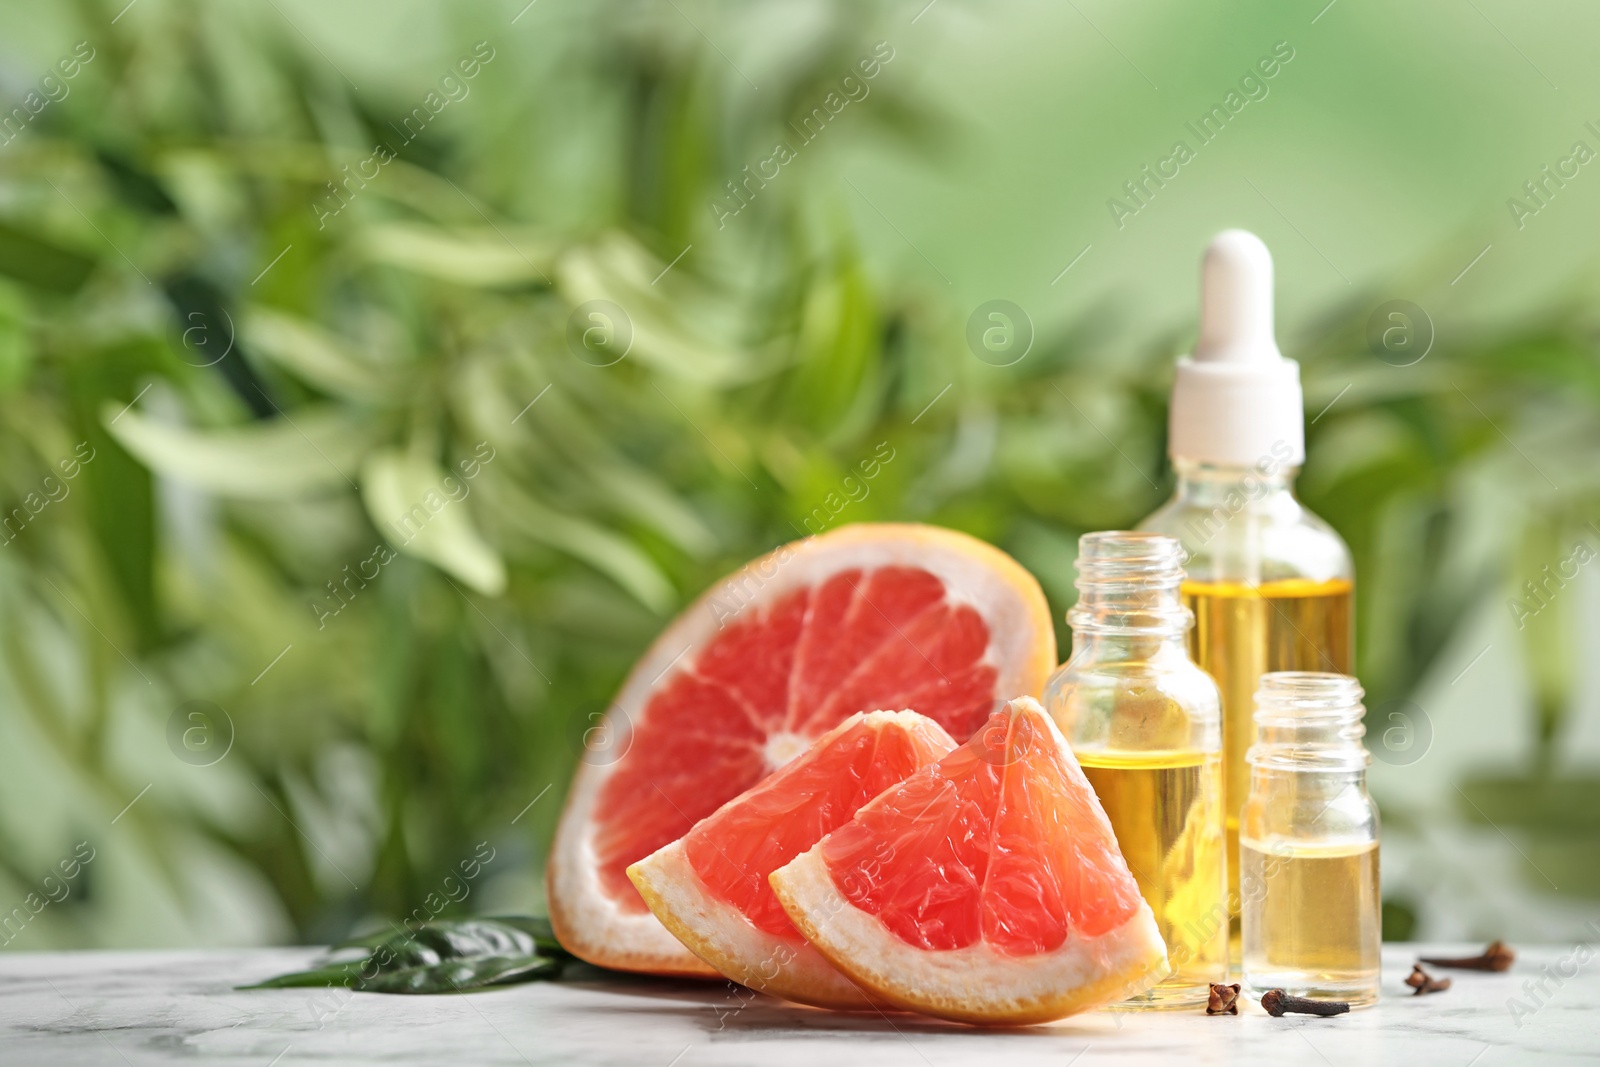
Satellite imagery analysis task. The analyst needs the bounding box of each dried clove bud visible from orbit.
[1417,940,1515,972]
[1405,964,1452,995]
[1260,989,1350,1017]
[1206,982,1241,1015]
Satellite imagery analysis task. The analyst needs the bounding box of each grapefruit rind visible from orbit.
[771,846,1167,1025]
[630,838,876,1009]
[549,523,1057,976]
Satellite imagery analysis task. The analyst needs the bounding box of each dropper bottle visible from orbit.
[1137,230,1354,946]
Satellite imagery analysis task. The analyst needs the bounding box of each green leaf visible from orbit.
[242,917,572,994]
[356,222,553,288]
[242,306,395,401]
[102,403,371,499]
[333,915,564,956]
[358,955,563,993]
[557,234,754,386]
[491,484,674,612]
[787,251,879,434]
[361,448,508,595]
[1513,515,1581,748]
[0,219,96,294]
[591,462,719,557]
[244,963,359,989]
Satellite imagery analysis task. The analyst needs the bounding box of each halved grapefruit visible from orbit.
[548,523,1055,976]
[628,710,957,1007]
[770,697,1169,1026]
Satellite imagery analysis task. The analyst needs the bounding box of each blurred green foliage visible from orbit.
[0,0,1595,948]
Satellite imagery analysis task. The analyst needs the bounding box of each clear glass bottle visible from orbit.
[1240,672,1380,1007]
[1042,531,1227,1008]
[1138,230,1354,936]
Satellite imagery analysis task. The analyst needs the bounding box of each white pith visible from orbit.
[762,731,811,770]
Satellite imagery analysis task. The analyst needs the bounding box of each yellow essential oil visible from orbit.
[1182,577,1353,922]
[1079,749,1228,1004]
[1240,839,1380,1005]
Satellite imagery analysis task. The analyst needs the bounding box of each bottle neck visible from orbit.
[1067,531,1191,649]
[1247,672,1369,772]
[1170,457,1300,508]
[1068,629,1192,666]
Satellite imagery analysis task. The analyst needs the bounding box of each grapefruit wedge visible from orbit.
[549,524,1055,976]
[628,710,957,1008]
[770,697,1169,1026]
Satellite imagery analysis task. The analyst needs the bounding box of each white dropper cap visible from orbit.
[1168,229,1305,467]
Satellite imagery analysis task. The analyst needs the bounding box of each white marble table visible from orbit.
[3,944,1593,1065]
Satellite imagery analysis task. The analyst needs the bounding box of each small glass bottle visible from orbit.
[1240,672,1380,1007]
[1043,531,1227,1008]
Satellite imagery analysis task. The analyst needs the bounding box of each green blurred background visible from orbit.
[1,0,1596,950]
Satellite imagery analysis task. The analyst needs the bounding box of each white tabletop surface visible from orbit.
[2,943,1593,1065]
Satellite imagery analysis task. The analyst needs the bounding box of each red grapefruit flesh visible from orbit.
[770,697,1169,1025]
[548,524,1056,976]
[628,710,957,1007]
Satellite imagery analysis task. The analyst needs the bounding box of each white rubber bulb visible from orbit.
[1195,229,1280,365]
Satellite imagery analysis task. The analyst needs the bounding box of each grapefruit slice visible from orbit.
[770,697,1169,1026]
[628,710,957,1008]
[549,523,1055,976]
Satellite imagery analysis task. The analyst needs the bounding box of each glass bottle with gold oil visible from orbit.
[1043,531,1227,1008]
[1240,672,1380,1006]
[1138,230,1353,945]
